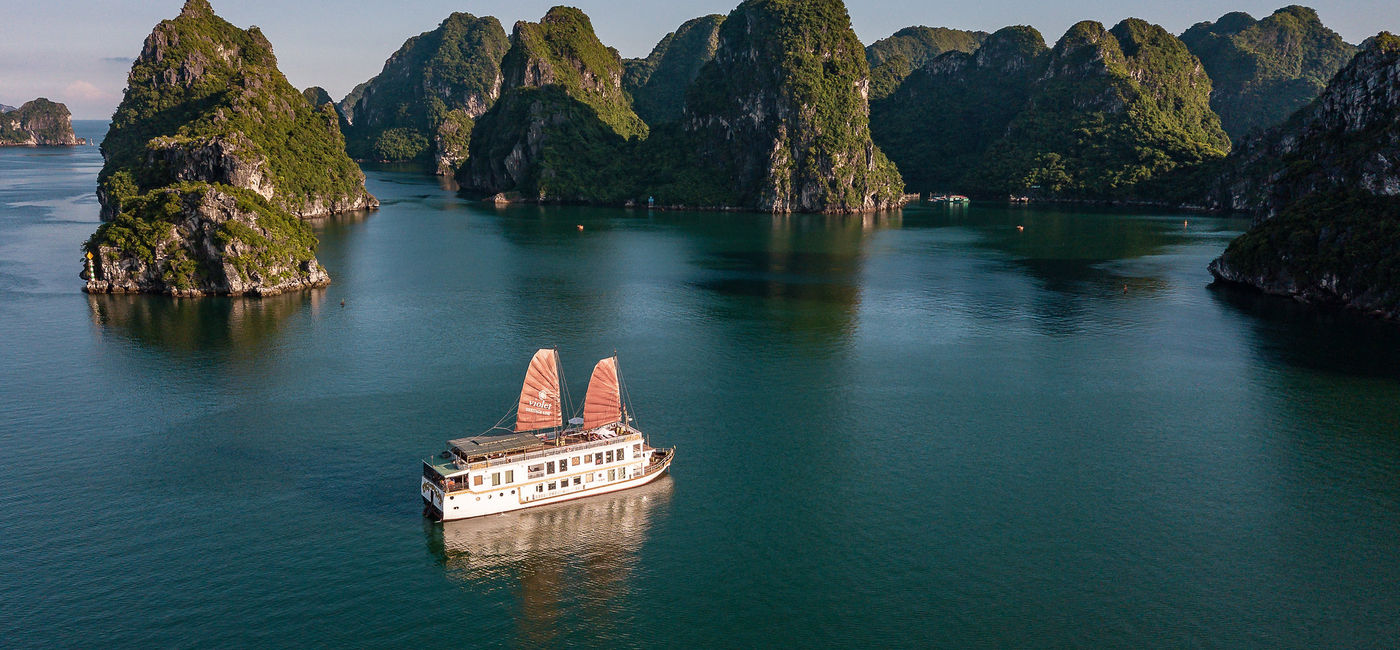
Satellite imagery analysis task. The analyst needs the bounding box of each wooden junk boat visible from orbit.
[420,350,674,521]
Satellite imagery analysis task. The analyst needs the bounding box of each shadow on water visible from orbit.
[86,291,322,352]
[425,478,674,645]
[688,212,900,347]
[968,205,1184,294]
[900,204,1207,337]
[1209,282,1400,380]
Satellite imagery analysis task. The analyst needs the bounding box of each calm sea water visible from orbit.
[2,121,1398,647]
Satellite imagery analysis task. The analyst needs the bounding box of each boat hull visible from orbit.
[423,451,673,522]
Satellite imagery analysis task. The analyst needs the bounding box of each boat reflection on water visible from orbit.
[426,477,674,642]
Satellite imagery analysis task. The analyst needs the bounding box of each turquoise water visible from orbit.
[2,122,1398,646]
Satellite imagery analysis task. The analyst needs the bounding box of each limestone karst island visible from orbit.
[4,0,1400,646]
[60,0,1398,316]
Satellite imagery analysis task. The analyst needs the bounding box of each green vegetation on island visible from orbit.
[1209,33,1400,319]
[0,98,85,146]
[340,12,509,173]
[864,26,987,100]
[462,1,904,213]
[874,18,1229,198]
[1211,191,1400,317]
[623,14,725,125]
[871,26,1047,191]
[302,86,333,107]
[1182,5,1356,140]
[678,0,904,211]
[978,19,1230,198]
[98,0,373,219]
[86,0,375,296]
[461,6,646,200]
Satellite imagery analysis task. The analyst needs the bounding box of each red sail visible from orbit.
[515,349,562,432]
[582,357,622,430]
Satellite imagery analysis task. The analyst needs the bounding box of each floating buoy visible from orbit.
[1016,225,1025,232]
[576,224,584,231]
[340,299,345,307]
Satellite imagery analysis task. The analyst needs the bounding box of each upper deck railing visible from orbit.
[427,430,644,475]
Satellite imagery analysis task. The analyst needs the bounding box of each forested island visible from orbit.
[80,0,1400,320]
[1,99,85,146]
[82,0,376,297]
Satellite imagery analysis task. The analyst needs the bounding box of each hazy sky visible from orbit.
[3,0,1396,118]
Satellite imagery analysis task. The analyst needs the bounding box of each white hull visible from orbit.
[423,451,672,522]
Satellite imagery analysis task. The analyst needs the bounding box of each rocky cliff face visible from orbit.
[680,0,904,213]
[99,0,375,220]
[85,183,329,297]
[341,12,509,174]
[974,19,1229,197]
[1211,33,1400,216]
[461,6,646,199]
[0,98,85,146]
[1182,6,1356,140]
[623,14,725,125]
[1209,191,1400,320]
[1207,34,1400,319]
[86,0,372,296]
[870,26,1047,191]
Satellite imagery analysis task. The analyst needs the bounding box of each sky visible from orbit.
[2,0,1397,119]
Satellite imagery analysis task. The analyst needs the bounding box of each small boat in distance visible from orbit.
[421,349,675,521]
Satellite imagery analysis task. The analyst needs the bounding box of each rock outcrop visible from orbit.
[1210,33,1400,216]
[873,19,1228,198]
[99,0,375,220]
[340,12,509,174]
[85,0,373,296]
[459,0,902,213]
[0,98,85,146]
[975,19,1230,197]
[302,86,334,107]
[460,6,647,199]
[85,183,329,297]
[864,26,986,100]
[871,26,1047,192]
[679,0,904,212]
[623,14,725,125]
[1208,34,1400,319]
[1182,6,1356,140]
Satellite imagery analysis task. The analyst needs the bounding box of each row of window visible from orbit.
[534,467,630,494]
[466,444,643,488]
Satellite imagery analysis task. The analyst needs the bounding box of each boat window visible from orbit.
[606,450,614,463]
[528,464,544,479]
[546,461,555,475]
[560,458,568,471]
[586,474,593,483]
[572,456,581,465]
[548,482,556,490]
[573,477,581,486]
[491,472,501,487]
[473,475,483,486]
[594,453,603,465]
[608,469,616,481]
[633,444,641,457]
[536,485,543,493]
[505,470,515,483]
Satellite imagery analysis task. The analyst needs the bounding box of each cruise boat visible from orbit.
[420,349,675,521]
